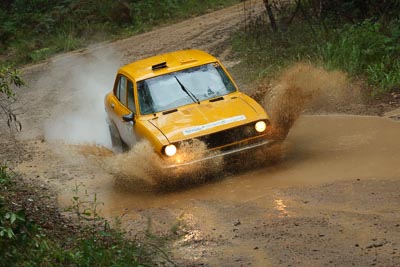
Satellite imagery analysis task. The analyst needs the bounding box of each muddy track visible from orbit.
[2,1,400,266]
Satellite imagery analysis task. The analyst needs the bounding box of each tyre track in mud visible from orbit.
[3,1,400,266]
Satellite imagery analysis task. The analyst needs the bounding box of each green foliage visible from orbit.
[60,236,146,267]
[0,166,11,185]
[0,167,150,266]
[0,66,24,98]
[233,2,400,95]
[231,15,321,83]
[0,65,24,131]
[29,47,55,62]
[1,0,240,64]
[321,20,400,94]
[367,60,400,95]
[0,167,53,266]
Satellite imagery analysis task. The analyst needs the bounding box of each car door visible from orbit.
[112,75,139,147]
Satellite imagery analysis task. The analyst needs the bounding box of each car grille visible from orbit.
[187,121,268,150]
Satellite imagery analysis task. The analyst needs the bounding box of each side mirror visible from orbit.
[122,112,135,123]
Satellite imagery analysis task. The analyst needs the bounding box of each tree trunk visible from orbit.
[263,0,278,32]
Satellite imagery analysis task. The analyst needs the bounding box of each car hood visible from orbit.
[148,93,266,143]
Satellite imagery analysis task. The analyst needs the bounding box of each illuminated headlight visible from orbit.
[164,144,177,157]
[255,121,267,133]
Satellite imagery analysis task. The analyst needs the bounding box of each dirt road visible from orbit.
[2,1,400,266]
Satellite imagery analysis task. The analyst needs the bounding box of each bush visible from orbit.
[0,166,53,266]
[321,20,400,94]
[0,166,150,266]
[0,65,24,131]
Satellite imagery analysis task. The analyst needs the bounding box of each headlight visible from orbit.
[164,144,177,157]
[255,121,267,133]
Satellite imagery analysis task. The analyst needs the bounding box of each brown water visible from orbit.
[58,114,400,218]
[53,114,400,265]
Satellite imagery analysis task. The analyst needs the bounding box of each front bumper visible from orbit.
[161,139,276,169]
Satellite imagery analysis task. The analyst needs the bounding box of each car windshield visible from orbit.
[137,63,236,115]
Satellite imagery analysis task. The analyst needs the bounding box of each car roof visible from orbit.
[118,49,218,82]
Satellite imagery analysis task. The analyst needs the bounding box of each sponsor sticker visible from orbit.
[182,115,246,136]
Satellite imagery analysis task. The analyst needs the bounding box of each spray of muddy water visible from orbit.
[44,48,120,147]
[78,139,223,191]
[107,139,223,191]
[263,63,350,140]
[113,63,352,184]
[45,57,351,191]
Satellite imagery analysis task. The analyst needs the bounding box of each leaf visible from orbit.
[16,212,25,222]
[7,228,14,239]
[99,231,112,237]
[10,213,16,224]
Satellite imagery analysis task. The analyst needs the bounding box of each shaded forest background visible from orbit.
[236,0,400,94]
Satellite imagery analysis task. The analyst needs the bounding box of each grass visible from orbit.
[320,20,400,95]
[231,8,400,96]
[231,16,323,84]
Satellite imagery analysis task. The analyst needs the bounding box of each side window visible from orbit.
[138,81,155,115]
[116,76,127,106]
[127,80,136,113]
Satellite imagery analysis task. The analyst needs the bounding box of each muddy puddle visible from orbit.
[58,114,400,222]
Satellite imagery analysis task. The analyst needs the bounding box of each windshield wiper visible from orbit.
[174,76,200,104]
[162,108,178,115]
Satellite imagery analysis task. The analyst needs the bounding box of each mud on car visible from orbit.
[104,49,276,168]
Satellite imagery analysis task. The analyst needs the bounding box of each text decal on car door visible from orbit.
[183,115,246,136]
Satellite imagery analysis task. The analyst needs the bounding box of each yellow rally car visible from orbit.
[104,49,275,168]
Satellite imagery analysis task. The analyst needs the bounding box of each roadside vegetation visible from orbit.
[0,166,154,266]
[0,65,24,133]
[0,0,239,65]
[232,0,400,96]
